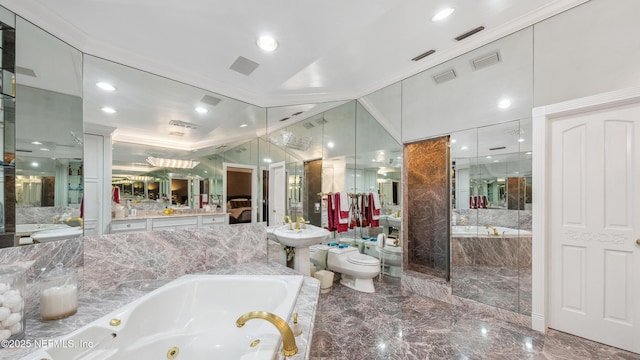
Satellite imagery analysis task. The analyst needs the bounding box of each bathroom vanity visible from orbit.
[109,212,228,233]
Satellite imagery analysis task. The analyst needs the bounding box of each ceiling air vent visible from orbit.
[471,50,501,71]
[279,117,290,122]
[432,68,457,84]
[229,56,260,76]
[292,111,303,116]
[169,120,198,129]
[15,66,36,77]
[489,146,506,151]
[201,95,222,106]
[302,122,315,129]
[455,26,485,41]
[315,118,328,125]
[411,49,436,62]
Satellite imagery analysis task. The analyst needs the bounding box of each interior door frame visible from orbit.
[532,86,640,332]
[222,162,258,223]
[268,161,286,226]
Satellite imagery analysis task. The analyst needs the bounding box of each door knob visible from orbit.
[636,239,640,246]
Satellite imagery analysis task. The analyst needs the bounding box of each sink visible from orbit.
[269,224,330,275]
[272,224,330,248]
[379,215,401,228]
[387,217,401,228]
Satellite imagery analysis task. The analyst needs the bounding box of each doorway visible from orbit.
[223,162,257,224]
[533,87,640,353]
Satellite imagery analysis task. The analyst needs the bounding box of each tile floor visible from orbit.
[309,275,640,360]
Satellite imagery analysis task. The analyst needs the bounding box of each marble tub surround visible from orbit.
[453,208,532,230]
[83,223,266,292]
[311,275,639,360]
[451,235,531,267]
[2,262,320,360]
[0,237,83,318]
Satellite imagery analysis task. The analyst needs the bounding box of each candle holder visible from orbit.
[0,266,26,343]
[40,264,78,321]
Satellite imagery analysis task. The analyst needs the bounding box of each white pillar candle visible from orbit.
[40,284,78,320]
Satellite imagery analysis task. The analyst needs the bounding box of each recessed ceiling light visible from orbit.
[494,160,500,163]
[327,141,335,148]
[371,159,376,162]
[31,162,38,167]
[461,146,468,150]
[263,158,272,163]
[486,156,492,159]
[257,36,278,51]
[40,148,50,151]
[526,151,532,155]
[498,99,511,109]
[195,107,208,114]
[451,139,457,143]
[240,124,248,128]
[31,141,42,145]
[432,8,455,22]
[96,82,116,91]
[101,107,117,114]
[518,138,525,142]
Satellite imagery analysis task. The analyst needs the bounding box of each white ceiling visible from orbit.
[5,0,585,176]
[2,0,585,107]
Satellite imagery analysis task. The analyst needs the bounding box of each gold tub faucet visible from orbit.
[236,311,298,357]
[486,226,499,236]
[296,216,306,230]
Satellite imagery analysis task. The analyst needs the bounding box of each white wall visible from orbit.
[402,27,534,143]
[533,0,640,106]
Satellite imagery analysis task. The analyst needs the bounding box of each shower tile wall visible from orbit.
[404,136,450,280]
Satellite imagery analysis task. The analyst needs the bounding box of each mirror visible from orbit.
[265,98,403,276]
[400,25,534,314]
[450,119,532,314]
[13,16,83,245]
[82,55,267,223]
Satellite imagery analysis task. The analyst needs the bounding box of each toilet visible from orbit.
[309,244,380,293]
[30,227,83,243]
[379,245,402,277]
[375,234,402,277]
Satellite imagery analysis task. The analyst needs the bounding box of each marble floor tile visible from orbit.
[310,275,639,360]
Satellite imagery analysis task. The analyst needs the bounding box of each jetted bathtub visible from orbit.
[19,274,304,360]
[452,225,531,236]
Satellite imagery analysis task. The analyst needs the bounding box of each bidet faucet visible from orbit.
[296,216,306,230]
[284,216,293,230]
[235,311,298,357]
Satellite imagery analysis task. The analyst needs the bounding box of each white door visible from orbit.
[549,102,640,353]
[269,162,286,226]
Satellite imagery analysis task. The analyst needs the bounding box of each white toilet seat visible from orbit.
[347,253,379,266]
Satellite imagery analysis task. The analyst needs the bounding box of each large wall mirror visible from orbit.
[12,15,83,246]
[83,55,267,226]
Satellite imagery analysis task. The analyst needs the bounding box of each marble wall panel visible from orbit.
[83,223,266,292]
[453,209,532,230]
[405,136,450,280]
[16,206,80,224]
[0,237,83,317]
[451,236,530,267]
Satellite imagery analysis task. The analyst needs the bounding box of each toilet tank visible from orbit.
[309,244,330,270]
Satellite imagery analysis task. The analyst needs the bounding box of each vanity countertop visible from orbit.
[3,262,319,360]
[110,210,227,221]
